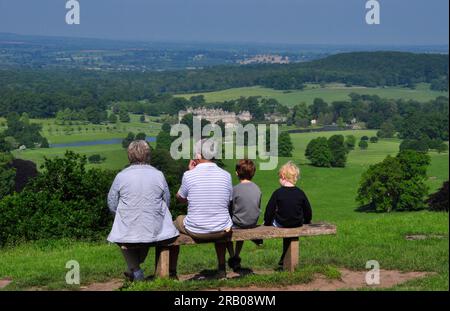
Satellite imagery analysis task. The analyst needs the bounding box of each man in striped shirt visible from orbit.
[170,139,233,279]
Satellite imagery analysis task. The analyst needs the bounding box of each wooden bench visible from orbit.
[154,222,337,278]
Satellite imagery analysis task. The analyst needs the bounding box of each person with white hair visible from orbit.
[107,140,179,281]
[170,138,233,279]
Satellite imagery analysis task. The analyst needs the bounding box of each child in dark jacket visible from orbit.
[264,161,312,267]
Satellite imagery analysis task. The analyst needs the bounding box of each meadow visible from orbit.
[2,129,449,291]
[176,83,449,107]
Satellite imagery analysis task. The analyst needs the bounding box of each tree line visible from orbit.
[0,51,447,118]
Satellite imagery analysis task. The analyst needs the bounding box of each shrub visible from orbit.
[361,136,369,141]
[88,154,106,164]
[327,135,348,167]
[0,151,115,246]
[357,150,430,212]
[135,132,146,141]
[150,148,188,218]
[0,152,15,198]
[399,139,429,152]
[358,140,368,150]
[345,135,356,150]
[369,136,379,143]
[377,121,395,138]
[427,181,449,212]
[305,137,332,167]
[278,131,293,157]
[122,132,135,148]
[8,158,38,192]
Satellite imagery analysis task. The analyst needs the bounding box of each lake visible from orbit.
[50,137,156,148]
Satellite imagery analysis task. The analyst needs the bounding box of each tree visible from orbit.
[328,135,348,167]
[139,115,146,123]
[305,137,332,167]
[119,110,130,123]
[88,154,105,164]
[357,151,430,212]
[122,132,135,148]
[135,132,146,141]
[156,130,173,151]
[359,140,368,150]
[377,121,395,138]
[399,139,429,152]
[0,151,115,245]
[0,152,16,198]
[361,136,369,141]
[278,131,293,157]
[370,137,379,143]
[345,135,356,150]
[108,113,118,124]
[427,181,449,212]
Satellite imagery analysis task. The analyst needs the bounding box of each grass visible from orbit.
[1,130,449,291]
[176,83,448,107]
[1,113,161,145]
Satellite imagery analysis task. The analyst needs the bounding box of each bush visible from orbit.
[399,139,429,152]
[278,131,293,157]
[345,135,356,150]
[427,181,449,212]
[358,140,368,150]
[88,154,106,164]
[369,137,378,143]
[357,150,430,212]
[377,121,395,138]
[8,158,38,192]
[0,151,115,246]
[361,136,369,141]
[150,148,188,218]
[305,137,332,167]
[328,135,348,167]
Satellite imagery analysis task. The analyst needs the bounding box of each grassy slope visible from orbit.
[2,130,448,290]
[176,83,448,107]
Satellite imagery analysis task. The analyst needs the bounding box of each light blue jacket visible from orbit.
[107,164,179,243]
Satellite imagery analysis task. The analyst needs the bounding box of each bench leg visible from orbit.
[283,238,299,272]
[155,246,170,278]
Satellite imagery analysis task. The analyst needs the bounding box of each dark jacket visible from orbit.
[263,186,312,228]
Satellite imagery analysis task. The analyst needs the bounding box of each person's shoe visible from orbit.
[169,270,179,281]
[232,257,241,272]
[123,271,134,282]
[132,269,145,281]
[227,257,241,272]
[216,269,227,280]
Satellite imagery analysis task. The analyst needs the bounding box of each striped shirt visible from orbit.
[177,162,233,234]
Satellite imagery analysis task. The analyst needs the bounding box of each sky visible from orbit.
[0,0,448,46]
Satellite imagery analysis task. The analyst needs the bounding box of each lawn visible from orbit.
[1,113,161,145]
[1,130,449,291]
[176,83,448,107]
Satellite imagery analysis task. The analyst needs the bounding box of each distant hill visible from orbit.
[0,51,448,117]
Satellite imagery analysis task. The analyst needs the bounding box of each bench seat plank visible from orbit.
[170,222,336,246]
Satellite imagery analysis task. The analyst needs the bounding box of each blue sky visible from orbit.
[0,0,448,45]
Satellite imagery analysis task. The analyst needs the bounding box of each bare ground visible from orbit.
[74,268,430,291]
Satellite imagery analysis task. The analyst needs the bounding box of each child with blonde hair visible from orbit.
[264,161,312,267]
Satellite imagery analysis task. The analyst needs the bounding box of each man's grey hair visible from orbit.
[128,140,150,164]
[194,138,219,160]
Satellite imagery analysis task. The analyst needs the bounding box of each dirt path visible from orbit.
[0,278,12,289]
[78,268,430,291]
[210,269,431,291]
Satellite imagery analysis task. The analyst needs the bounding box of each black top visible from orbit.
[263,186,312,228]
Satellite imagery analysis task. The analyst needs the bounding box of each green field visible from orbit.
[1,113,161,145]
[3,129,449,291]
[177,83,448,107]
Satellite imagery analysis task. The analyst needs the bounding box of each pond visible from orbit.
[49,137,156,148]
